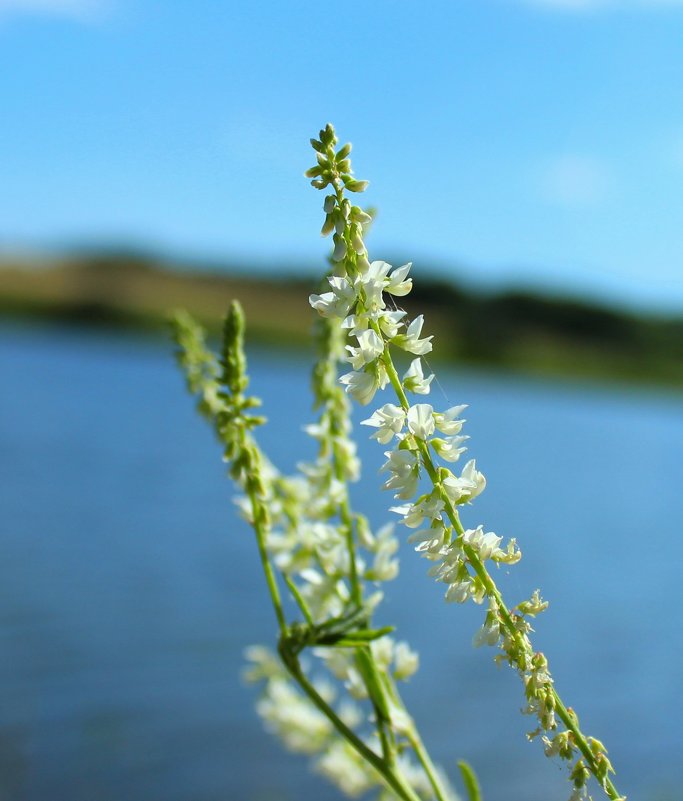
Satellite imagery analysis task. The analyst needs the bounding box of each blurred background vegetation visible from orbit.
[3,252,682,387]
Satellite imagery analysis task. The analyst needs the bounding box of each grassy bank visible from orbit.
[2,253,682,388]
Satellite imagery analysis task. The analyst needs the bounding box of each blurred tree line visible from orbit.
[1,252,682,386]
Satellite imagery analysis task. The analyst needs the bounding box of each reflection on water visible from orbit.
[1,323,681,801]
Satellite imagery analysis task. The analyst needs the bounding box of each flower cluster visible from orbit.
[306,124,622,801]
[173,298,447,801]
[172,122,624,801]
[243,642,447,801]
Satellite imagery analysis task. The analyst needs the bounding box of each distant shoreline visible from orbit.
[2,254,682,389]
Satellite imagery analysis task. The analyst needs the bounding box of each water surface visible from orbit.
[1,323,681,801]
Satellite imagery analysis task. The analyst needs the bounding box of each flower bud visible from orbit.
[320,123,336,146]
[356,252,370,273]
[332,234,347,262]
[345,178,369,193]
[351,223,364,254]
[336,142,352,160]
[351,206,373,225]
[334,211,345,236]
[320,214,334,237]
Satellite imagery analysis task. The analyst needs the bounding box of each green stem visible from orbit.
[356,647,397,765]
[331,250,364,609]
[285,656,422,801]
[250,498,286,632]
[407,729,451,801]
[382,674,452,801]
[283,573,314,627]
[375,705,394,766]
[339,491,362,606]
[241,435,287,634]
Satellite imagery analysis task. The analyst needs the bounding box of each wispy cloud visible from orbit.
[538,154,611,206]
[523,0,609,8]
[0,0,109,22]
[523,0,683,10]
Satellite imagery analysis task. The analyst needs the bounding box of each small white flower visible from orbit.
[340,313,368,337]
[407,403,435,440]
[381,448,419,500]
[371,636,394,670]
[460,459,486,500]
[445,578,472,604]
[345,329,384,370]
[407,523,447,555]
[368,541,399,581]
[339,368,378,406]
[463,526,503,561]
[393,315,433,355]
[473,619,500,648]
[337,699,363,730]
[568,785,589,801]
[243,645,286,682]
[303,421,327,441]
[393,641,419,680]
[309,275,356,319]
[391,493,444,528]
[517,589,548,616]
[378,309,406,339]
[431,435,468,463]
[434,404,467,435]
[256,678,333,754]
[441,473,476,505]
[316,741,375,796]
[359,260,392,311]
[402,358,434,395]
[360,403,406,444]
[442,460,486,505]
[386,700,414,736]
[385,262,413,296]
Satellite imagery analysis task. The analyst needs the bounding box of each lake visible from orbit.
[0,321,681,801]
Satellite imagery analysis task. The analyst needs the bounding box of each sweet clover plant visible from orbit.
[171,124,624,801]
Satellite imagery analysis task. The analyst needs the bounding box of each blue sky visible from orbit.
[2,0,683,312]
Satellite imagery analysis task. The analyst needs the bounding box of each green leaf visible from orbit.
[355,647,391,722]
[457,760,482,801]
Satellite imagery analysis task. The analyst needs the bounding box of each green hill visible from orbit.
[2,252,682,388]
